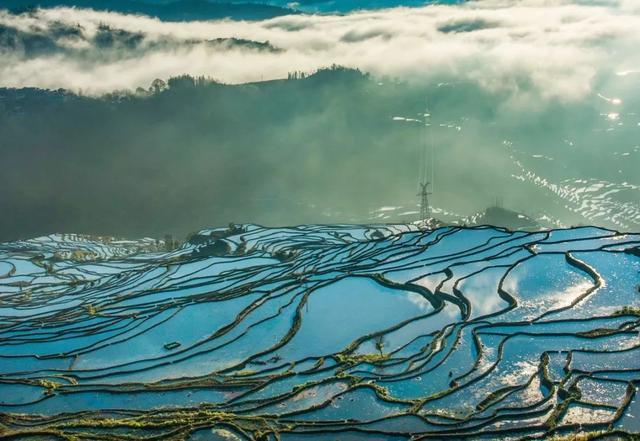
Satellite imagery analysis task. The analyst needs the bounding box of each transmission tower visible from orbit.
[416,96,434,224]
[418,182,432,222]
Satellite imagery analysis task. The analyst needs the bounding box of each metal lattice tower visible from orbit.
[418,182,432,222]
[416,96,434,225]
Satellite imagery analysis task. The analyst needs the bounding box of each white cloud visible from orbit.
[0,0,639,98]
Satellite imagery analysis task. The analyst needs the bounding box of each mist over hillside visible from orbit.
[0,0,639,241]
[1,66,638,241]
[0,68,420,240]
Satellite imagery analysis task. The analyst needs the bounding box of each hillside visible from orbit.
[3,0,297,21]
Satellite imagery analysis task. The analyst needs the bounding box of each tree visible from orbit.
[374,335,386,356]
[150,78,167,94]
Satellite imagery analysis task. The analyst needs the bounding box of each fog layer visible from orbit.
[0,1,639,240]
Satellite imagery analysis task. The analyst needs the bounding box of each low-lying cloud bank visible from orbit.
[1,0,639,100]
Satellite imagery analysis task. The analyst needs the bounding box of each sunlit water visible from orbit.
[0,223,638,439]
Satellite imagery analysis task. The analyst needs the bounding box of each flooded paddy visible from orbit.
[0,224,638,440]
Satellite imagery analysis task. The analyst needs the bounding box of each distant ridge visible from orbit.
[2,0,469,17]
[3,0,298,21]
[264,0,466,13]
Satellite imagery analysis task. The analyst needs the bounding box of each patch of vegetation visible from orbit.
[334,352,390,366]
[577,328,619,338]
[614,306,640,316]
[548,431,605,441]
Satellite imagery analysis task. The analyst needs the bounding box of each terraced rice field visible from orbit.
[0,224,639,440]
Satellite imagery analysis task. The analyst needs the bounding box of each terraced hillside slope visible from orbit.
[0,224,639,440]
